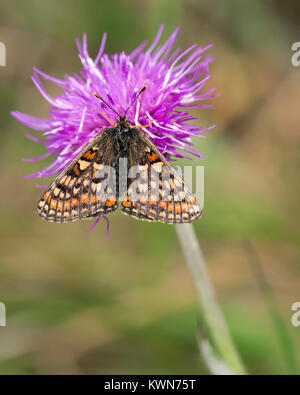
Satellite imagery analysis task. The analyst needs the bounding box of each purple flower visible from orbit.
[12,25,217,180]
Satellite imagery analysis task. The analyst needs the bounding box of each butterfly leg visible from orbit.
[94,111,114,126]
[131,120,153,129]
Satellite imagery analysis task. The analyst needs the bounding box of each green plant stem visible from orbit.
[197,321,235,375]
[175,223,246,375]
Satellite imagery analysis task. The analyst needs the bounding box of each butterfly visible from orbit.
[36,86,202,224]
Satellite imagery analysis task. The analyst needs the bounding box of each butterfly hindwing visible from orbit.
[121,129,202,224]
[36,129,118,222]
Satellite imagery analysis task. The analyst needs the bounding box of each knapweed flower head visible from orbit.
[12,25,217,180]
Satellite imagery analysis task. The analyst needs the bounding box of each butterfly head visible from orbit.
[94,85,147,129]
[116,115,130,129]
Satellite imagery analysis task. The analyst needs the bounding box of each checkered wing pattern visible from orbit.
[36,129,118,222]
[121,129,201,223]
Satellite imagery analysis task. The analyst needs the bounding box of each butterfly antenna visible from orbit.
[93,92,121,118]
[124,85,147,117]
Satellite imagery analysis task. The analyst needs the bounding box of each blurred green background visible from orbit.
[0,0,300,375]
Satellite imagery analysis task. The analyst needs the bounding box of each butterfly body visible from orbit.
[36,116,202,224]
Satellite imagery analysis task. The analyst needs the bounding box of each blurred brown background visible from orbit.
[0,0,300,374]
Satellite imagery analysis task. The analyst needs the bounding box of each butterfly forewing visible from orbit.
[121,129,202,223]
[36,129,119,222]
